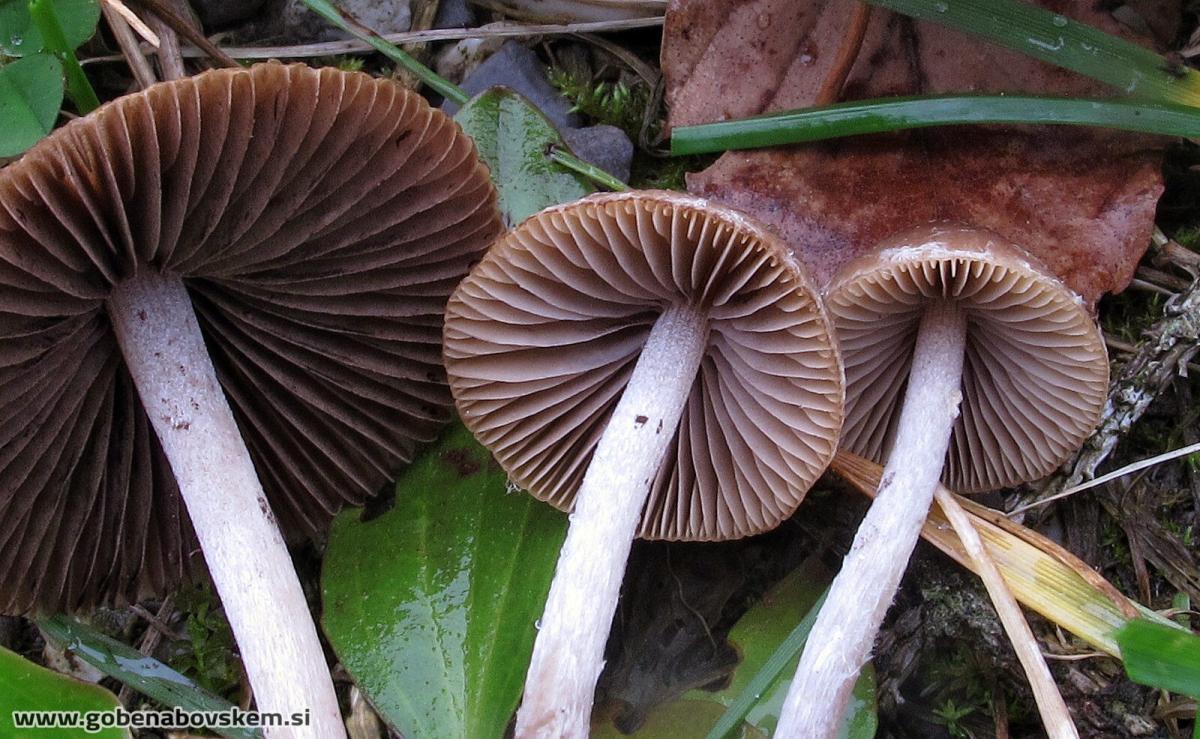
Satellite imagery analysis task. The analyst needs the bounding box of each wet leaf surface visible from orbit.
[0,0,99,56]
[0,53,62,157]
[0,643,129,738]
[663,0,1170,305]
[321,424,567,739]
[455,87,596,225]
[38,616,258,739]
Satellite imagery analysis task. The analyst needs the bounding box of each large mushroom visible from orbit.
[0,63,501,736]
[443,190,844,737]
[778,225,1109,737]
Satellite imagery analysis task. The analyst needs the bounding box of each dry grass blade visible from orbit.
[1009,441,1200,516]
[80,18,665,63]
[831,450,1180,657]
[124,0,239,69]
[932,486,1079,739]
[101,0,157,88]
[103,0,159,46]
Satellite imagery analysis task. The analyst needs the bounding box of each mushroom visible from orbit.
[443,190,844,737]
[0,63,501,736]
[777,224,1109,738]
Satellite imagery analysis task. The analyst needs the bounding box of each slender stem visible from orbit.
[547,147,630,192]
[814,2,871,106]
[933,487,1079,739]
[515,303,710,739]
[300,0,469,105]
[778,300,968,739]
[106,272,345,739]
[29,0,101,113]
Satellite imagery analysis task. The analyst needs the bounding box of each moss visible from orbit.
[548,65,651,142]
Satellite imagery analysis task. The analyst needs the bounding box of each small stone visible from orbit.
[562,125,634,183]
[434,0,473,28]
[444,42,579,129]
[279,0,411,43]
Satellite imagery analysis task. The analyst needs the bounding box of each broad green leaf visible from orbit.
[595,558,876,739]
[0,53,62,156]
[1117,619,1200,698]
[38,616,261,739]
[322,424,568,739]
[0,0,99,56]
[454,87,595,225]
[0,644,130,738]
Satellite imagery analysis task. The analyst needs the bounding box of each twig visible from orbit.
[104,0,160,47]
[1128,277,1176,297]
[1138,265,1193,292]
[933,487,1079,739]
[815,2,871,106]
[470,0,665,22]
[1016,275,1200,515]
[1105,334,1200,374]
[1150,227,1200,276]
[125,0,239,71]
[81,18,665,63]
[102,0,158,89]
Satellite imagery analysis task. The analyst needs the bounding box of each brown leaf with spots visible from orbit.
[664,0,1172,306]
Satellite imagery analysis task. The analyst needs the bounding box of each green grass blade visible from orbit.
[38,616,262,739]
[547,147,629,192]
[704,589,828,739]
[670,95,1200,155]
[865,0,1200,105]
[299,0,468,105]
[1116,618,1200,698]
[28,0,99,113]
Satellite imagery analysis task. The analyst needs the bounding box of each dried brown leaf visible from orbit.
[663,0,1171,305]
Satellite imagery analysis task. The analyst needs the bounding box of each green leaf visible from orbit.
[321,424,568,739]
[864,0,1200,106]
[0,644,130,738]
[28,0,98,113]
[670,95,1200,156]
[455,87,597,225]
[0,53,63,157]
[595,558,876,739]
[1116,618,1200,698]
[0,0,99,56]
[37,616,261,739]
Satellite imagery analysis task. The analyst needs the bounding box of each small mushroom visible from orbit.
[777,224,1108,737]
[0,63,501,736]
[443,190,844,737]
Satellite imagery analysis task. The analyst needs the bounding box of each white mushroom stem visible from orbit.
[515,302,710,739]
[107,271,345,739]
[778,299,968,739]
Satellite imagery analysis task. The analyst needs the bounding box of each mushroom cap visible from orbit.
[826,224,1109,492]
[444,190,844,541]
[0,63,502,613]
